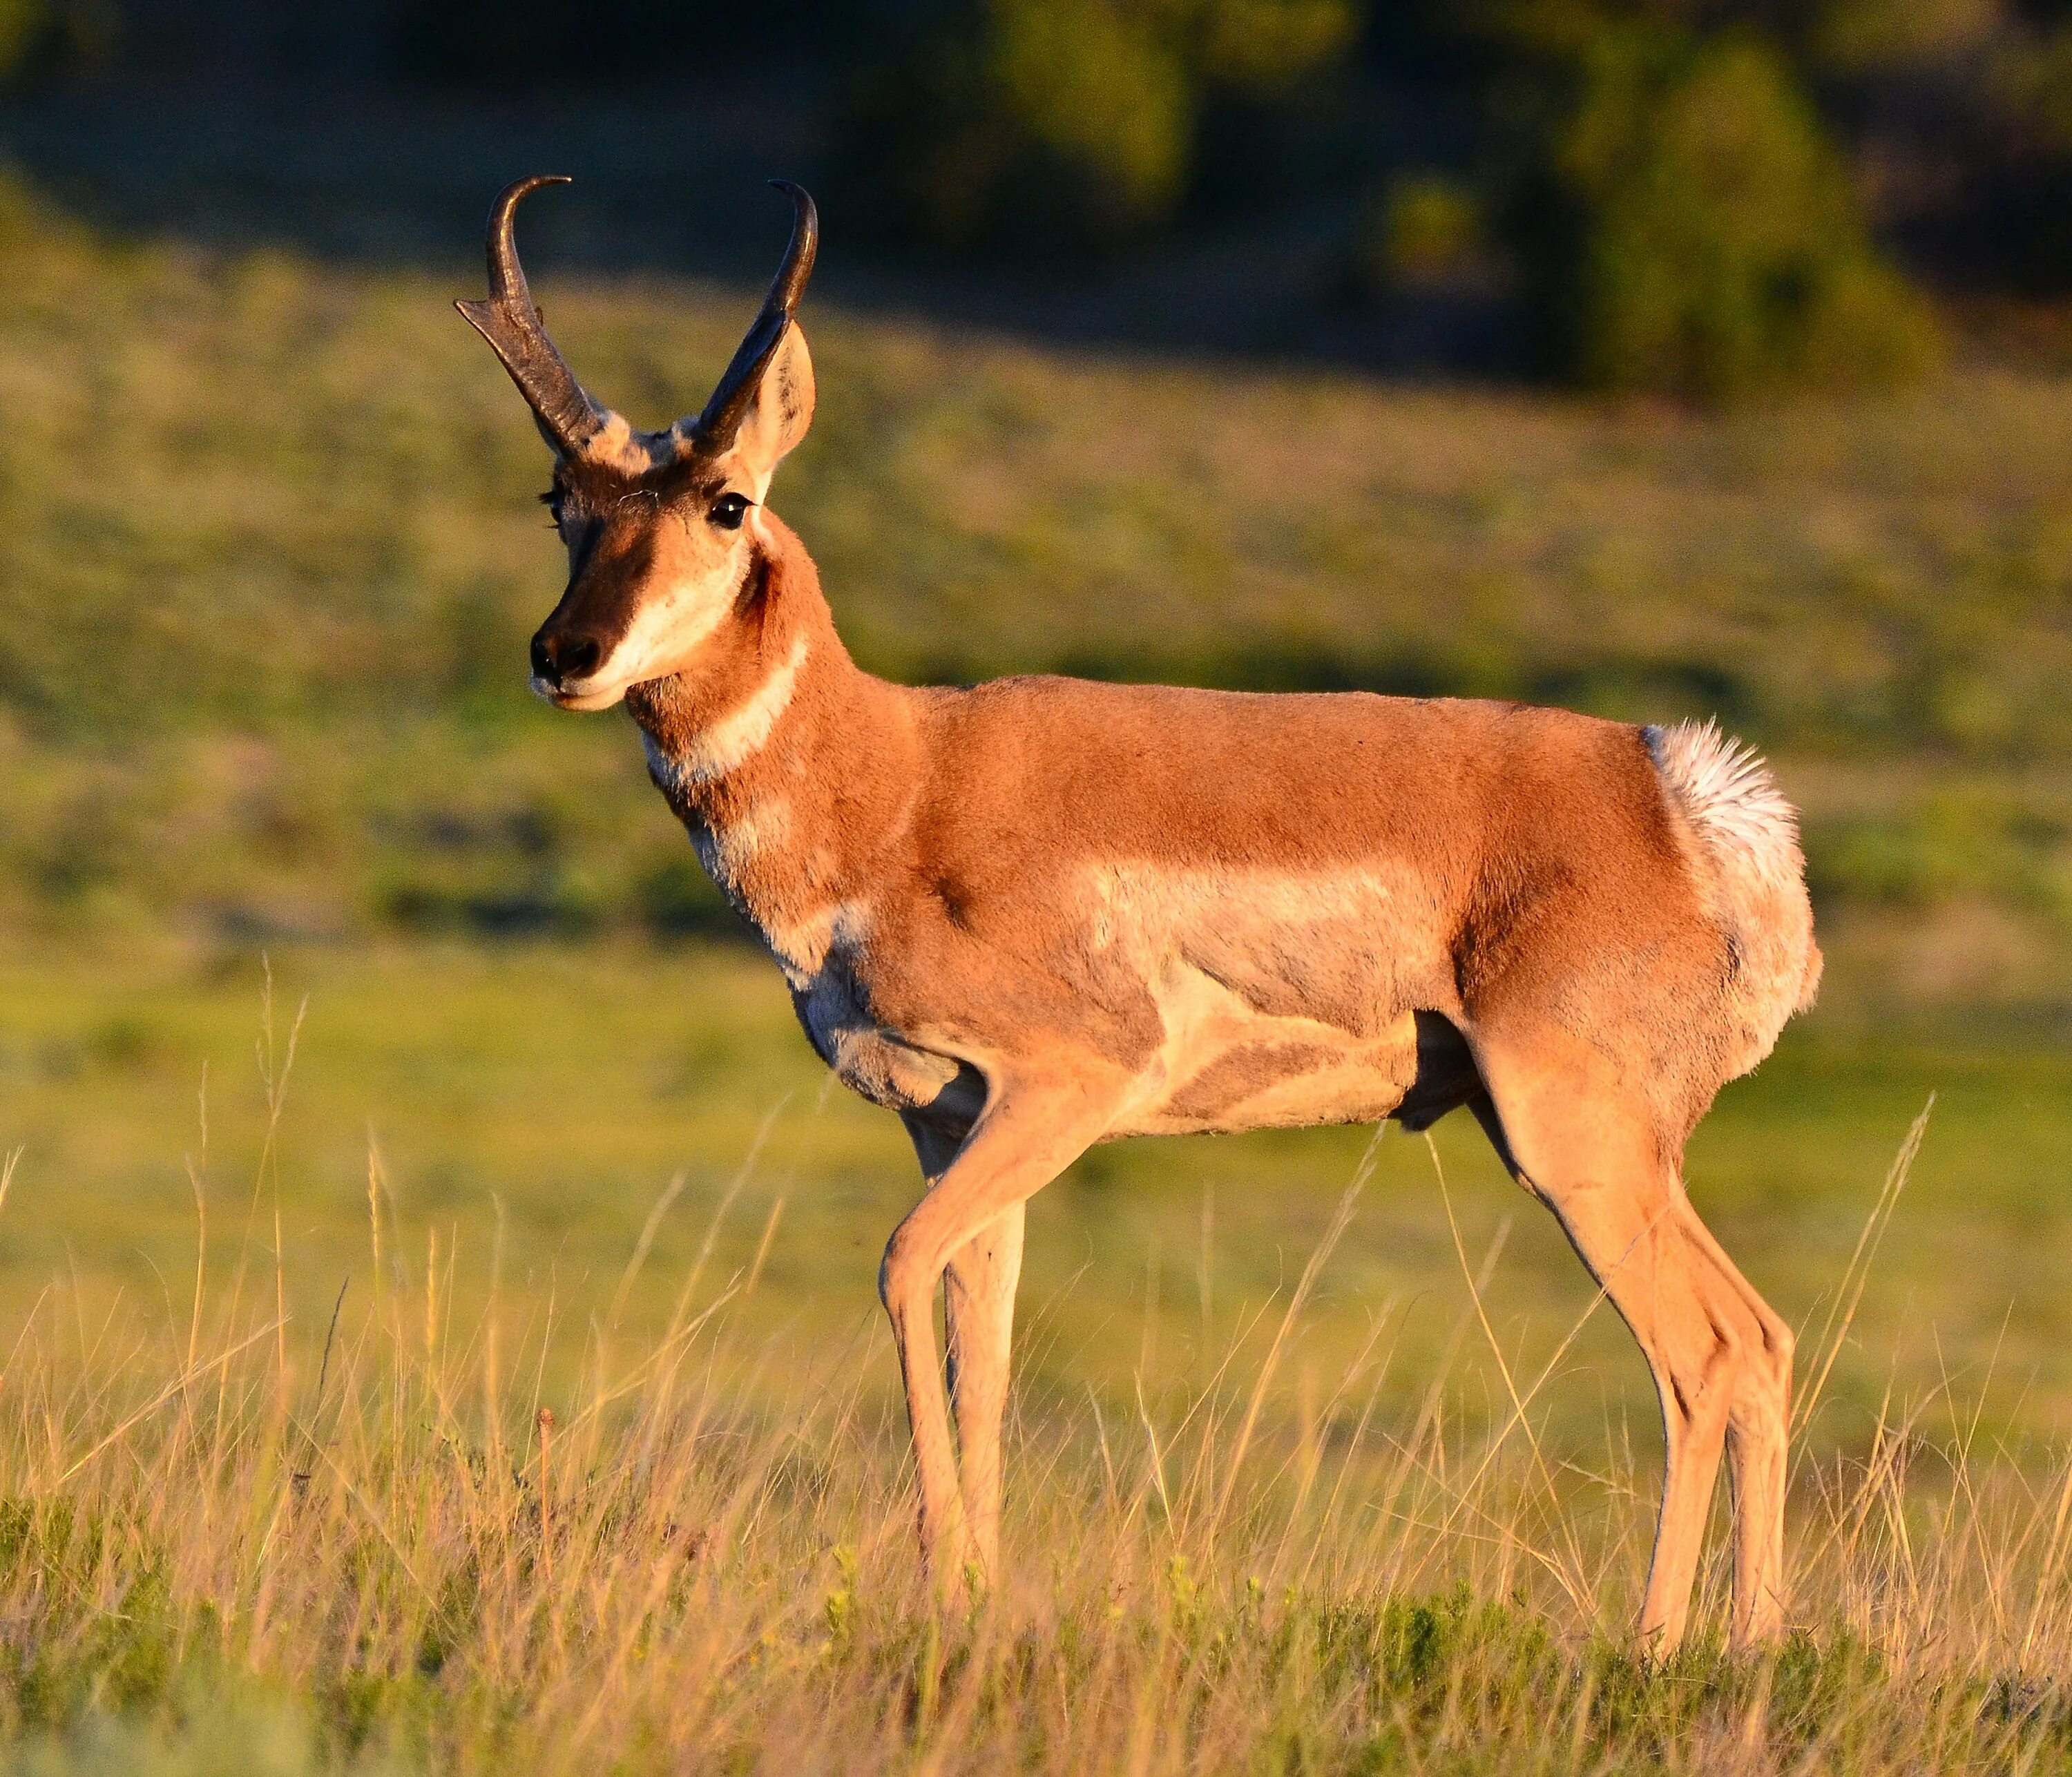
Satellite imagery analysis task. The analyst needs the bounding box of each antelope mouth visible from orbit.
[532,672,629,713]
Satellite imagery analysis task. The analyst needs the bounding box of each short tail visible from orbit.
[1645,720,1822,1063]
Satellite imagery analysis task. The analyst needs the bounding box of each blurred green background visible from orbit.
[0,0,2069,1445]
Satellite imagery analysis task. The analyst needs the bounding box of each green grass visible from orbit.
[0,944,2064,1772]
[1,939,2066,1445]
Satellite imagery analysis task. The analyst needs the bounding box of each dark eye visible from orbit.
[708,492,751,530]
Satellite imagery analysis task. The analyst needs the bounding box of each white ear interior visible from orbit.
[727,323,816,502]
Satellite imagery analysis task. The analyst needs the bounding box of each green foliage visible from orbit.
[1806,0,2002,75]
[1503,28,1940,400]
[0,0,118,84]
[1999,15,2072,151]
[982,0,1194,227]
[1354,172,1484,294]
[1193,0,1357,93]
[843,0,1355,255]
[0,0,44,75]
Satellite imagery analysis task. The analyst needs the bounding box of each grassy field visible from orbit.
[0,943,2057,1771]
[0,940,2069,1433]
[0,943,2064,1770]
[1,169,2071,1769]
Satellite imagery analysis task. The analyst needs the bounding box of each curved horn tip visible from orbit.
[768,179,817,220]
[765,179,818,310]
[503,173,573,198]
[464,176,606,453]
[488,173,573,225]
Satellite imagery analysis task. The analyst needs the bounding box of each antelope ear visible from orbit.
[722,323,815,501]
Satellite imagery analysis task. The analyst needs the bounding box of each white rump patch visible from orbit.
[1644,719,1801,892]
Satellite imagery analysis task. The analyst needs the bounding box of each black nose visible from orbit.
[531,628,603,686]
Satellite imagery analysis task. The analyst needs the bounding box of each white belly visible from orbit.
[1110,964,1423,1137]
[1088,860,1457,1137]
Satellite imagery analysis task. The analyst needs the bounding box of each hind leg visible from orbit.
[1468,1039,1764,1653]
[1670,1198,1793,1646]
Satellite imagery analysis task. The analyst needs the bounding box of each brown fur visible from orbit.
[615,520,1814,1651]
[472,246,1817,1655]
[631,523,1776,1145]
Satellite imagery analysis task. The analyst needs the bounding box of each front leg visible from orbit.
[881,1077,1122,1596]
[946,1203,1024,1580]
[907,1117,1028,1580]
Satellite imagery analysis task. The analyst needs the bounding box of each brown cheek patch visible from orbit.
[557,513,663,655]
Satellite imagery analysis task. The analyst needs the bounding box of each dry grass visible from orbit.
[3,1096,2072,1776]
[2,171,2071,1768]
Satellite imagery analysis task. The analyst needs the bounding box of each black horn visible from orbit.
[688,181,818,452]
[457,175,608,457]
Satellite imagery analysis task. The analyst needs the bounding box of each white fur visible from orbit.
[579,412,673,476]
[724,796,791,865]
[565,546,754,708]
[1076,861,1453,1136]
[642,631,810,791]
[1647,718,1821,1051]
[1644,720,1801,892]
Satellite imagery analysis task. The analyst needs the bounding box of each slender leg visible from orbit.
[944,1204,1025,1581]
[882,1078,1122,1595]
[905,1116,1028,1586]
[1672,1198,1793,1646]
[1468,1049,1758,1655]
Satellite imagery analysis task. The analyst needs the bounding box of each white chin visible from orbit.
[532,675,628,713]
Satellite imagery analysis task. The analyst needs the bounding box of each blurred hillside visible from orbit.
[0,2,2069,1027]
[0,173,2067,1025]
[6,0,2072,381]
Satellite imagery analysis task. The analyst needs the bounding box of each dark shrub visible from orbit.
[840,0,1355,258]
[1502,28,1939,400]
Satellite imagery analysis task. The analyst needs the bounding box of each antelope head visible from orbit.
[459,176,818,711]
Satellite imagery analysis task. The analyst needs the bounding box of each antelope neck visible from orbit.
[625,532,915,936]
[629,545,816,790]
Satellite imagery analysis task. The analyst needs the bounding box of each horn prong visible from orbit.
[687,181,819,452]
[457,175,607,457]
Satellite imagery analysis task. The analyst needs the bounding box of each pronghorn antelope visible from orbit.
[460,176,1821,1652]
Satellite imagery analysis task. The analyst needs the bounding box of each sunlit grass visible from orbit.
[1,941,2070,1433]
[0,1071,2067,1774]
[0,936,2066,1463]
